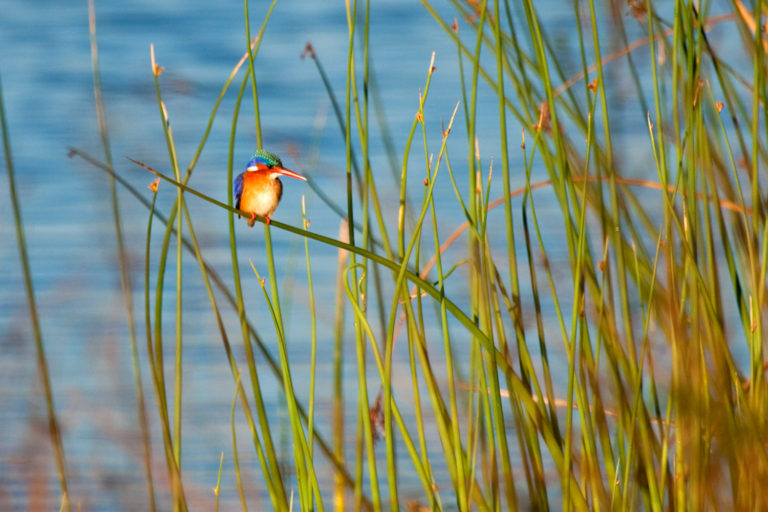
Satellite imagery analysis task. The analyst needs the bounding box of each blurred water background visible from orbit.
[0,0,751,509]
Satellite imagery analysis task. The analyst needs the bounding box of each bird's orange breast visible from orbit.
[239,170,283,218]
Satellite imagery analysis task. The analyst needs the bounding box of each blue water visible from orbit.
[0,0,752,510]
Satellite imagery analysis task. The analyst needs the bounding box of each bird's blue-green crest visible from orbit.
[247,149,283,169]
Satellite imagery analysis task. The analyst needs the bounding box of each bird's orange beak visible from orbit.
[273,166,307,181]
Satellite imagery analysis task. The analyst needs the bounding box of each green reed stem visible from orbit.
[87,2,155,508]
[342,265,440,506]
[343,1,382,509]
[231,380,249,512]
[428,164,468,510]
[242,0,276,148]
[259,223,325,510]
[1,71,71,512]
[149,46,185,487]
[214,451,224,512]
[302,198,319,464]
[144,178,188,512]
[136,43,266,500]
[227,69,288,510]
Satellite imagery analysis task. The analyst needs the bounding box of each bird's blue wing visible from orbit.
[234,172,245,213]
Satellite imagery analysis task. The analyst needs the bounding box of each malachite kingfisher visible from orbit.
[234,149,307,227]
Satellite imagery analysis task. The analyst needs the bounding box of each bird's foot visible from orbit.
[265,216,272,226]
[248,213,257,227]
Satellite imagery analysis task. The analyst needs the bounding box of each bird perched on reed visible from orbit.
[234,149,307,227]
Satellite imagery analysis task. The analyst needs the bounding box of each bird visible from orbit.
[234,149,307,227]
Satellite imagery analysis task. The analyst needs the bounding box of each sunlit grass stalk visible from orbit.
[342,265,442,506]
[411,89,439,512]
[388,59,465,512]
[226,68,288,510]
[493,0,526,368]
[177,179,287,508]
[466,344,484,510]
[459,5,514,507]
[143,178,187,510]
[563,105,596,510]
[302,47,399,263]
[488,3,526,509]
[383,51,438,512]
[231,379,249,512]
[0,72,71,512]
[106,12,279,509]
[245,11,331,503]
[521,128,594,510]
[149,47,185,493]
[568,5,619,503]
[258,223,324,510]
[350,0,408,506]
[87,3,155,508]
[427,155,468,511]
[149,175,176,438]
[302,197,319,464]
[584,0,638,383]
[345,4,402,269]
[357,0,397,506]
[748,0,766,404]
[644,67,683,512]
[214,451,224,512]
[138,43,266,491]
[404,328,440,510]
[392,101,497,511]
[707,86,752,343]
[344,0,359,252]
[686,15,716,505]
[463,1,487,390]
[518,131,556,510]
[472,180,504,507]
[422,1,534,129]
[342,1,383,509]
[646,4,684,508]
[391,100,446,506]
[476,194,519,510]
[242,0,279,147]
